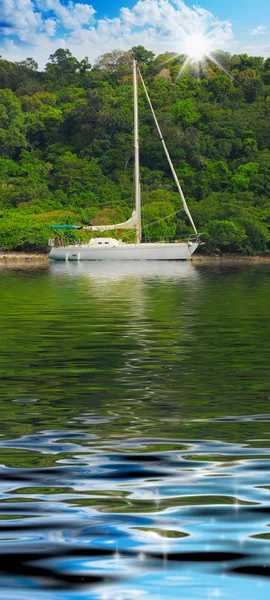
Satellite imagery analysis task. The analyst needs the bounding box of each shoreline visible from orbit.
[0,252,48,262]
[192,253,270,264]
[0,252,270,264]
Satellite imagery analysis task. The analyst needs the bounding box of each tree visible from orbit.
[211,50,231,71]
[242,138,258,157]
[0,48,269,254]
[78,57,91,75]
[232,163,259,192]
[44,49,79,85]
[0,150,51,207]
[142,200,177,241]
[204,219,247,250]
[244,78,264,103]
[199,160,232,195]
[95,50,132,73]
[0,89,26,157]
[172,99,199,126]
[131,46,155,64]
[16,58,38,74]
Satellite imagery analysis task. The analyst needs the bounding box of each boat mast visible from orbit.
[133,60,141,243]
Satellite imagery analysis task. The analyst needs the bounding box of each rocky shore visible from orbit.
[0,252,48,261]
[192,253,270,264]
[0,252,270,264]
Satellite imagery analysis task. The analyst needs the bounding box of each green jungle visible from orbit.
[1,46,270,253]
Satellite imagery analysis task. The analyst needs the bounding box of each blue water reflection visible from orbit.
[0,424,270,598]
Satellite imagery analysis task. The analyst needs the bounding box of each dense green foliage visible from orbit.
[0,47,270,253]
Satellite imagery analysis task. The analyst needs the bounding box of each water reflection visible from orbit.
[0,263,269,598]
[49,259,199,281]
[0,424,270,599]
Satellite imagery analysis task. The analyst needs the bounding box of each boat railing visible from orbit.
[188,233,203,245]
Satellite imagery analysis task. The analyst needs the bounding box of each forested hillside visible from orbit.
[1,46,270,253]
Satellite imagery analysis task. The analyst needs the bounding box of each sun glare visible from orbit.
[159,26,231,80]
[183,33,211,62]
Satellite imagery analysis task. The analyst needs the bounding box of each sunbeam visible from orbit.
[158,30,232,80]
[183,33,212,62]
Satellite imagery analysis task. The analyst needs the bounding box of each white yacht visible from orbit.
[49,61,200,261]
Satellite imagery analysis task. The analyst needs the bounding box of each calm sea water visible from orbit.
[0,261,269,600]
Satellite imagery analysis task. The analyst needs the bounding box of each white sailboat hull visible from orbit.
[49,242,199,261]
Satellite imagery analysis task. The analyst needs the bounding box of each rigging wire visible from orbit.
[142,208,184,231]
[89,65,197,242]
[137,65,198,236]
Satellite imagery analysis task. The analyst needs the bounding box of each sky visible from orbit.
[0,0,270,68]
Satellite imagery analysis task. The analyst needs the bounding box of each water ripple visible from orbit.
[0,428,269,599]
[1,265,270,598]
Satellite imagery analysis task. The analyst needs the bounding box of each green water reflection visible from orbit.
[0,262,269,452]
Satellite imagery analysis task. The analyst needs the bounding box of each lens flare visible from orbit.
[157,27,232,81]
[183,33,211,62]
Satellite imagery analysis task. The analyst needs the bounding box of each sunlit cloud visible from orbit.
[0,0,233,67]
[0,0,268,69]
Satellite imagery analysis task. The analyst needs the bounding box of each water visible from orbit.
[0,261,269,599]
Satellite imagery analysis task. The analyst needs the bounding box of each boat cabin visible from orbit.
[89,238,120,247]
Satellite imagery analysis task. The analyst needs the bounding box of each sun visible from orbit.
[183,33,211,62]
[158,28,232,80]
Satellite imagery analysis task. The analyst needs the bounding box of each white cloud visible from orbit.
[0,0,268,69]
[241,42,270,57]
[38,0,96,28]
[1,0,43,42]
[43,17,57,37]
[251,25,266,36]
[0,0,95,42]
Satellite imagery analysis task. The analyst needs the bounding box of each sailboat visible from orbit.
[49,61,200,261]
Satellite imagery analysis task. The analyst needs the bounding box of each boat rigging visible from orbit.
[49,60,200,261]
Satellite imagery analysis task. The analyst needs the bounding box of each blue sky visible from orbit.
[70,0,270,36]
[91,0,270,27]
[0,1,270,68]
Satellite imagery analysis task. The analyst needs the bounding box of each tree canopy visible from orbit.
[0,47,270,253]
